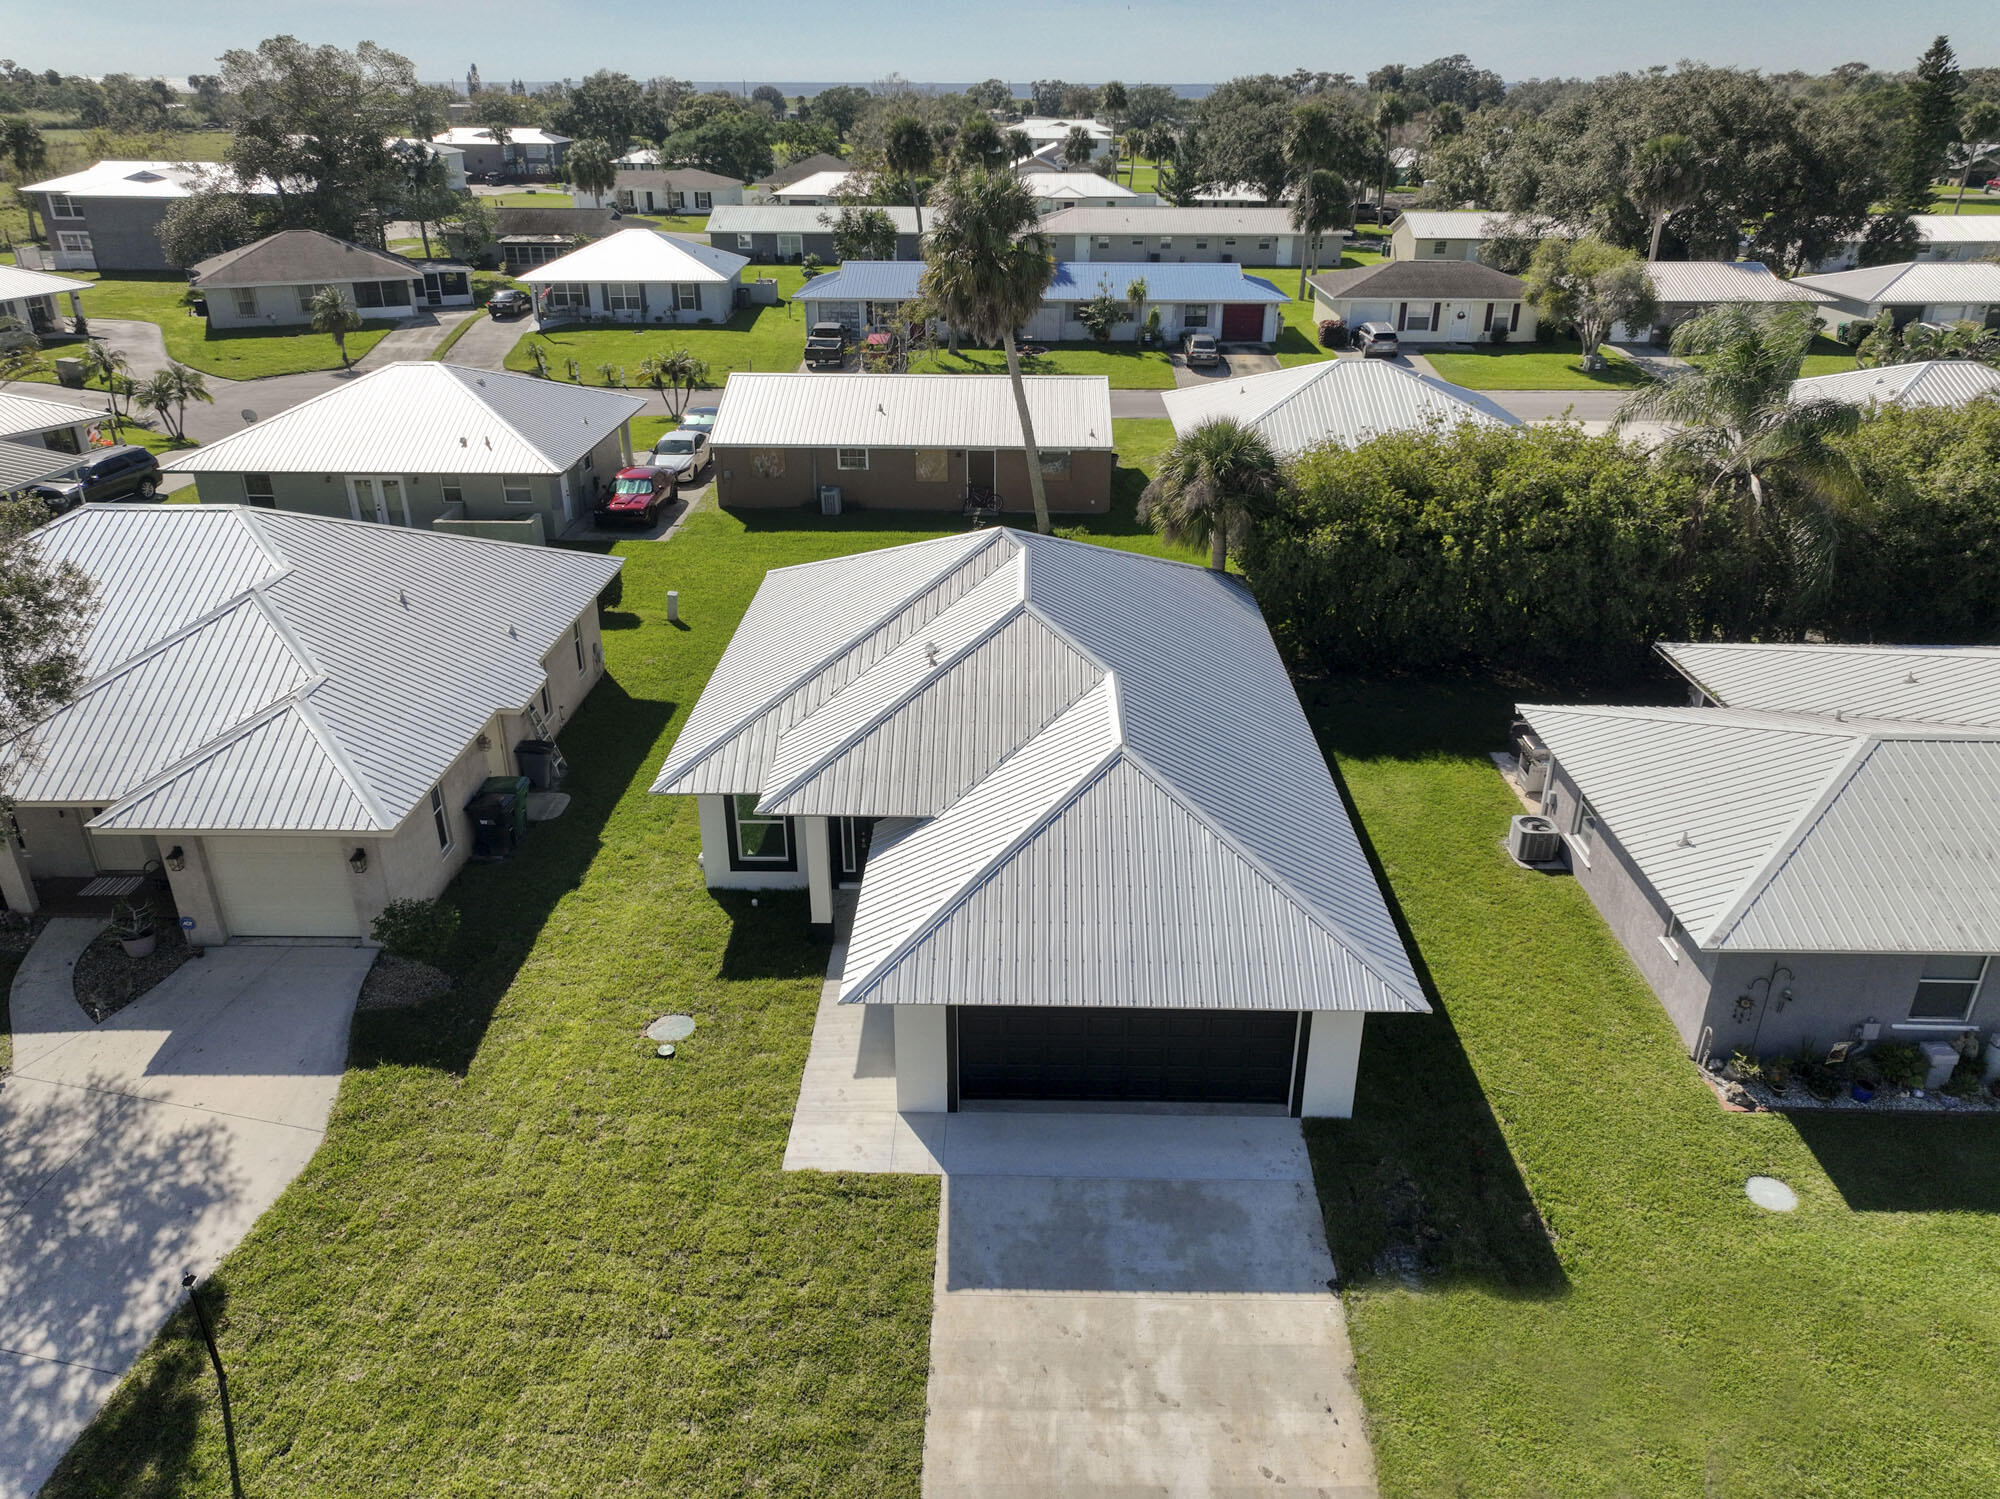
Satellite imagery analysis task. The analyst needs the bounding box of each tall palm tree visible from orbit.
[1061,125,1097,171]
[1125,276,1149,346]
[308,285,365,370]
[922,169,1058,533]
[1139,418,1284,572]
[884,116,934,235]
[1629,133,1700,261]
[1370,94,1408,215]
[1285,101,1344,301]
[81,341,131,433]
[563,138,619,209]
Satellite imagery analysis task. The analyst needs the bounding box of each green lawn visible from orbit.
[1925,185,2000,215]
[492,190,577,208]
[1305,676,2000,1497]
[906,343,1176,388]
[624,212,713,234]
[48,274,394,379]
[507,303,809,386]
[1425,341,1648,390]
[1796,335,1862,377]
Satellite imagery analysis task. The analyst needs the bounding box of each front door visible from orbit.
[967,450,996,491]
[422,271,443,306]
[832,817,875,886]
[346,476,408,526]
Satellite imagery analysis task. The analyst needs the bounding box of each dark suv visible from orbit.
[32,445,162,512]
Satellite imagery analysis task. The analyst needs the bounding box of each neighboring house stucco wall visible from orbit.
[1311,286,1536,343]
[535,273,740,326]
[204,279,417,330]
[1386,226,1488,262]
[1022,299,1280,345]
[1061,232,1303,266]
[714,445,1113,513]
[36,196,175,271]
[613,172,744,212]
[709,229,922,263]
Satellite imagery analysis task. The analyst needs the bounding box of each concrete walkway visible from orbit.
[785,945,1378,1497]
[0,924,372,1498]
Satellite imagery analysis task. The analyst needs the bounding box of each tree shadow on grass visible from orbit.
[1790,1111,2000,1213]
[349,677,674,1077]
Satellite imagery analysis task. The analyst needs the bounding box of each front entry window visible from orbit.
[727,794,795,870]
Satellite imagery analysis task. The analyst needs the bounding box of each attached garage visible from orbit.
[206,835,361,938]
[1219,302,1265,341]
[958,1006,1300,1106]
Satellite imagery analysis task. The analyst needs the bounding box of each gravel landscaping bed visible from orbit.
[72,929,193,1023]
[356,952,452,1010]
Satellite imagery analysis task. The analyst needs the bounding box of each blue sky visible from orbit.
[13,1,1997,85]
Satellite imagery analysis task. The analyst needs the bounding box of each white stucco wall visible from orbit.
[894,1006,950,1112]
[696,793,808,891]
[1300,1011,1365,1118]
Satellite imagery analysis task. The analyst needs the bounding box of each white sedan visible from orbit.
[649,429,711,483]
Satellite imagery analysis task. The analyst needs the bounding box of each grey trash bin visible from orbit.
[514,739,568,791]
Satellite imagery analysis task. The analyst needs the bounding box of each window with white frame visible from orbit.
[727,794,794,868]
[675,284,698,311]
[1910,956,1987,1022]
[243,473,275,506]
[737,232,756,250]
[1159,236,1172,248]
[1097,237,1111,249]
[694,191,712,211]
[546,282,589,310]
[1182,304,1209,327]
[777,233,803,258]
[430,783,452,854]
[836,448,868,470]
[231,287,258,317]
[49,194,81,220]
[56,231,92,253]
[1571,796,1597,857]
[502,475,534,505]
[442,477,463,507]
[607,282,643,312]
[1194,240,1208,249]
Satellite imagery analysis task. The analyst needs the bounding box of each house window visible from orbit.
[836,448,868,471]
[694,191,712,211]
[1430,240,1448,256]
[353,281,387,308]
[1509,302,1521,332]
[1194,240,1207,250]
[1224,238,1236,247]
[56,231,93,254]
[350,281,409,309]
[1159,236,1172,248]
[232,287,258,317]
[607,282,643,312]
[1910,956,1987,1022]
[727,794,795,869]
[296,283,330,315]
[572,622,584,672]
[243,473,275,506]
[49,194,81,220]
[430,783,452,854]
[502,476,534,505]
[1039,450,1071,476]
[1483,302,1496,332]
[1130,238,1144,247]
[1182,305,1209,327]
[737,231,756,250]
[1402,303,1433,332]
[1258,240,1271,251]
[547,283,588,310]
[675,284,699,311]
[777,233,803,258]
[442,477,463,506]
[1571,797,1597,858]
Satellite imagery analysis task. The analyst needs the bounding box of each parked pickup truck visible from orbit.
[805,322,850,368]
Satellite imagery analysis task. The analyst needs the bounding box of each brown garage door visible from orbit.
[957,1006,1298,1104]
[1220,303,1264,341]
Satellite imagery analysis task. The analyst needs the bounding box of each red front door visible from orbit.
[1220,303,1263,341]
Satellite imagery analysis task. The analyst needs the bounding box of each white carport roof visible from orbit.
[517,227,748,284]
[0,263,91,302]
[163,362,643,477]
[654,530,1428,1014]
[1789,360,2000,410]
[1161,359,1516,458]
[0,506,621,834]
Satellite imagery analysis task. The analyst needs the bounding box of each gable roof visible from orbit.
[1310,259,1528,300]
[1,507,621,834]
[1792,260,2000,306]
[708,372,1113,451]
[516,227,747,284]
[493,205,621,241]
[0,389,108,441]
[162,361,643,476]
[767,169,861,199]
[0,264,91,303]
[1391,210,1508,239]
[1022,172,1135,201]
[1161,358,1517,457]
[191,229,423,288]
[708,203,921,235]
[654,531,1429,1015]
[1644,260,1829,306]
[1521,701,2000,954]
[1656,641,2000,730]
[1789,360,2000,410]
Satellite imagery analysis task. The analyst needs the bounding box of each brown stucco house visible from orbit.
[709,372,1115,515]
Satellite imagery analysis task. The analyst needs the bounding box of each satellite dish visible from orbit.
[240,409,258,424]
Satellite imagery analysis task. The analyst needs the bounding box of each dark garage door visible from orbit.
[957,1007,1298,1105]
[1220,302,1264,341]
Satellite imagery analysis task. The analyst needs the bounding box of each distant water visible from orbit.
[438,80,1215,99]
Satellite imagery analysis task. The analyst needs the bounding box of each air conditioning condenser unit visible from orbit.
[1508,814,1562,865]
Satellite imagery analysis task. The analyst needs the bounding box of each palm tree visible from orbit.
[308,285,365,370]
[1370,94,1408,215]
[564,138,619,209]
[1004,128,1032,166]
[1099,81,1128,179]
[1061,125,1097,171]
[956,115,1005,170]
[922,168,1058,533]
[81,341,131,433]
[884,116,935,235]
[1629,133,1700,261]
[1125,277,1149,347]
[1285,101,1345,301]
[132,363,211,441]
[1139,418,1284,572]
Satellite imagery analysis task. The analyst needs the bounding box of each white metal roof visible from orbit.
[708,372,1113,451]
[1789,361,2000,409]
[1522,701,2000,954]
[0,506,621,834]
[517,227,748,284]
[0,264,92,303]
[0,439,88,490]
[1792,260,2000,306]
[435,127,570,147]
[655,531,1429,1014]
[1039,206,1324,237]
[1024,172,1135,201]
[708,203,922,234]
[23,158,272,200]
[1392,210,1507,239]
[767,170,860,199]
[1161,359,1516,458]
[0,390,108,441]
[1909,215,2000,246]
[1644,261,1830,306]
[1657,641,2000,729]
[1017,117,1113,142]
[163,361,643,477]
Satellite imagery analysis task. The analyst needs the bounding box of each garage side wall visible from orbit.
[348,731,492,937]
[1300,1012,1364,1118]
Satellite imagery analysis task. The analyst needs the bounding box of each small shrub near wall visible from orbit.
[371,898,462,967]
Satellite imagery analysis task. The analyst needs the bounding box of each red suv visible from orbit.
[595,466,675,527]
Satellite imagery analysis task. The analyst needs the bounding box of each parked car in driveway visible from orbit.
[678,405,719,434]
[650,428,710,483]
[594,466,675,527]
[1182,332,1221,369]
[805,322,850,368]
[32,445,161,512]
[488,288,532,319]
[1354,322,1400,358]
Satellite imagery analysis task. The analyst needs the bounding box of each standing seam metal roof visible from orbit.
[1788,361,2000,409]
[707,372,1114,452]
[1160,359,1517,457]
[1657,641,2000,728]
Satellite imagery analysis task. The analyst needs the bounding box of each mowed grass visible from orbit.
[1304,676,2000,1498]
[1925,184,2000,215]
[61,274,394,379]
[1426,340,1648,390]
[907,342,1175,388]
[492,190,576,208]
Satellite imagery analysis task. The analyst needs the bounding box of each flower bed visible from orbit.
[1707,1040,2000,1115]
[72,928,193,1023]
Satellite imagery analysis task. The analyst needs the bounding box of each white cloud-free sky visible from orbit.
[10,0,1995,86]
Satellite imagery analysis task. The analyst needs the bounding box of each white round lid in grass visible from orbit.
[1745,1176,1798,1212]
[646,1014,696,1043]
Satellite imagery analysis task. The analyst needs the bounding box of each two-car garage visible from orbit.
[956,1006,1305,1109]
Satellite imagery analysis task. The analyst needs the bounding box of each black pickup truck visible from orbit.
[805,322,850,368]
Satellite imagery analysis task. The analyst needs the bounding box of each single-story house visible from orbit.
[388,137,468,193]
[1814,214,2000,272]
[161,361,644,544]
[492,205,623,272]
[1013,116,1116,166]
[22,158,275,272]
[0,262,89,346]
[650,530,1429,1115]
[1308,260,1538,343]
[1519,641,2000,1063]
[1161,358,1517,458]
[707,203,923,262]
[1032,261,1289,345]
[0,390,104,495]
[1039,207,1343,267]
[608,167,744,214]
[1789,261,2000,335]
[1384,209,1507,262]
[190,230,473,328]
[1790,360,2000,410]
[1015,171,1150,212]
[1615,261,1831,342]
[434,125,570,180]
[1192,182,1290,207]
[518,228,747,326]
[755,169,862,205]
[710,371,1114,513]
[0,504,620,943]
[794,261,933,334]
[751,152,854,193]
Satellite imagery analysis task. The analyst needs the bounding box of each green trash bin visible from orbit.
[479,775,532,840]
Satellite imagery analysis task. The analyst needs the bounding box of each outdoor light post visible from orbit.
[181,1271,245,1499]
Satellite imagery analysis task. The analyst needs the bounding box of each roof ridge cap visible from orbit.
[289,688,396,830]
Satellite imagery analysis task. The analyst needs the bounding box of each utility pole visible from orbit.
[182,1272,245,1499]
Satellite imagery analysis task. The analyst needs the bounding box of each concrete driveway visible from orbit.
[0,920,371,1498]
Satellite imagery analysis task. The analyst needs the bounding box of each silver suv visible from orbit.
[1354,322,1400,358]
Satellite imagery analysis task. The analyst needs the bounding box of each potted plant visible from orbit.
[113,899,157,958]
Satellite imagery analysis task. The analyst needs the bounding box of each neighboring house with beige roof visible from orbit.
[191,229,473,328]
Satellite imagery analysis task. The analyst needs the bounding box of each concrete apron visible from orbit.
[785,945,1379,1498]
